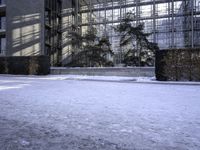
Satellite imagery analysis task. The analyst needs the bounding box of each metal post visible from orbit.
[171,0,175,48]
[153,0,156,43]
[191,0,194,48]
[136,0,140,66]
[104,0,106,33]
[76,0,79,30]
[136,0,139,26]
[89,0,92,28]
[119,0,122,64]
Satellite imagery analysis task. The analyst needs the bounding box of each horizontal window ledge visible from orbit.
[45,42,52,47]
[0,29,6,35]
[45,7,51,11]
[0,4,6,8]
[45,24,52,28]
[0,5,6,12]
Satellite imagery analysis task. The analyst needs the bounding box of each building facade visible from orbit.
[0,0,6,55]
[0,0,200,66]
[0,0,73,66]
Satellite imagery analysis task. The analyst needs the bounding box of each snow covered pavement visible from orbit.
[0,75,200,150]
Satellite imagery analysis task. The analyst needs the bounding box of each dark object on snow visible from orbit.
[0,56,50,75]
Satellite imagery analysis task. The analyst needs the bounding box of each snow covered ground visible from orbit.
[0,75,200,150]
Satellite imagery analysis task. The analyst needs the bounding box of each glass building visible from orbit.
[62,0,200,64]
[1,0,200,65]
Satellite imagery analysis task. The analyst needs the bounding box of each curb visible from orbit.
[64,78,200,86]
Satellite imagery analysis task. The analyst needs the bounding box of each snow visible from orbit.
[0,75,200,150]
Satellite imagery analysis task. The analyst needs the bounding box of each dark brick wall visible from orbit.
[0,56,50,75]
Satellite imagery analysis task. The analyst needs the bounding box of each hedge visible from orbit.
[0,56,50,75]
[155,48,200,81]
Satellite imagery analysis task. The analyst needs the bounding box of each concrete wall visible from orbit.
[6,0,45,56]
[51,67,155,77]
